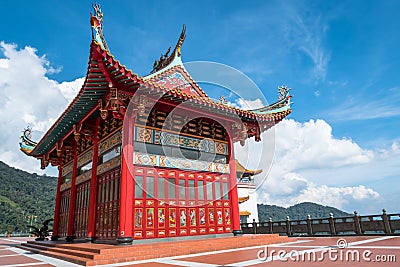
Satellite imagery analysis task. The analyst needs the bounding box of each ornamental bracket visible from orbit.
[98,87,130,120]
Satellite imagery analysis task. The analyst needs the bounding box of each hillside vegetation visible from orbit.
[258,202,352,222]
[0,161,56,234]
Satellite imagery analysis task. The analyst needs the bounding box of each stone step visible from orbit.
[26,240,112,254]
[17,234,294,266]
[21,242,98,259]
[17,244,91,266]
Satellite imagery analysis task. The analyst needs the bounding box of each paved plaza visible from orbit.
[1,236,399,266]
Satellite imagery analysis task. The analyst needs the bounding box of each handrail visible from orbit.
[241,209,400,236]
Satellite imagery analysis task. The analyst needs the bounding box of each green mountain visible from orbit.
[0,161,57,234]
[258,202,352,222]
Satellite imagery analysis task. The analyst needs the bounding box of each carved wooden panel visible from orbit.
[95,167,120,240]
[58,189,70,237]
[73,181,90,239]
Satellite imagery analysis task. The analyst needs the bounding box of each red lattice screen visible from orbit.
[73,180,90,239]
[95,167,120,240]
[58,189,70,237]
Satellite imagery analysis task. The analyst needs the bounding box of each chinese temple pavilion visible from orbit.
[20,4,291,245]
[236,161,262,224]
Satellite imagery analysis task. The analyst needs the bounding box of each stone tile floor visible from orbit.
[1,236,399,266]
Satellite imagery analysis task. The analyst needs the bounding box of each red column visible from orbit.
[228,134,242,236]
[51,165,63,240]
[117,113,136,245]
[86,118,100,242]
[66,143,78,241]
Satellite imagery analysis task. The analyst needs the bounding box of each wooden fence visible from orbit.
[241,209,400,236]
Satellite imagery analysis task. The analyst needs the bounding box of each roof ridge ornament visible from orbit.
[249,84,292,114]
[90,3,109,51]
[151,25,186,74]
[278,84,291,100]
[19,126,37,155]
[175,24,186,57]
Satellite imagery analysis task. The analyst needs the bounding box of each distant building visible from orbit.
[20,4,291,244]
[236,161,261,223]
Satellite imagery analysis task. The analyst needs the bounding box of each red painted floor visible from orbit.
[1,235,399,266]
[0,237,56,266]
[175,236,400,267]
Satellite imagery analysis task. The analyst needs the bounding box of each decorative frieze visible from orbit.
[60,181,72,192]
[135,126,228,155]
[62,162,74,177]
[97,156,121,175]
[77,149,93,168]
[133,152,230,174]
[75,171,92,185]
[99,131,122,155]
[135,112,227,141]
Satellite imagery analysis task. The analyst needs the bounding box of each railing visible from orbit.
[0,232,31,237]
[241,209,400,236]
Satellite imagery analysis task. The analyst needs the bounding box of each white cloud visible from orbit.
[295,184,378,207]
[235,117,399,214]
[235,98,265,110]
[283,9,331,83]
[274,119,373,170]
[0,58,8,68]
[0,41,83,175]
[59,78,85,100]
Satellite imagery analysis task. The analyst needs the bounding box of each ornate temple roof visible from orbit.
[20,4,292,165]
[238,196,250,204]
[236,160,262,178]
[239,210,251,216]
[141,24,292,123]
[26,41,143,157]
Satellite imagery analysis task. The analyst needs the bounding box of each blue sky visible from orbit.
[1,0,399,214]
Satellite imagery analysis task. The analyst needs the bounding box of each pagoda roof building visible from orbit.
[19,4,292,244]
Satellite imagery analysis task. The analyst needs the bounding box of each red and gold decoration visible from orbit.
[18,3,291,244]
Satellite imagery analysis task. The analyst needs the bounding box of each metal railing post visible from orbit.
[328,213,336,235]
[269,217,273,234]
[286,216,292,236]
[253,219,257,234]
[354,211,362,235]
[382,209,392,234]
[307,214,313,236]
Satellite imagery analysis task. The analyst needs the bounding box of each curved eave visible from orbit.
[141,80,292,123]
[20,146,34,155]
[238,169,263,177]
[30,41,142,157]
[236,160,262,177]
[30,86,107,157]
[238,196,250,204]
[239,210,251,216]
[251,94,292,113]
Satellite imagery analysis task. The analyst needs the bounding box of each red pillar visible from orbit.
[51,165,63,240]
[66,144,78,241]
[228,134,242,236]
[86,118,100,242]
[117,113,136,245]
